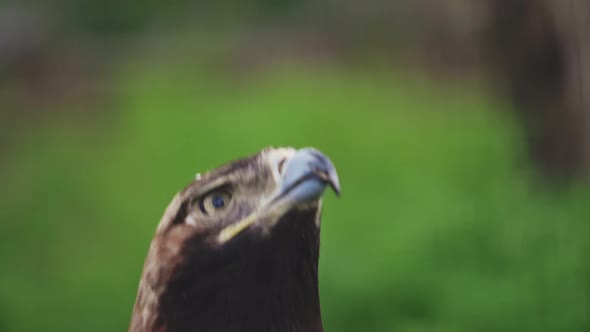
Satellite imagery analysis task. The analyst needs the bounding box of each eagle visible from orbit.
[129,147,340,332]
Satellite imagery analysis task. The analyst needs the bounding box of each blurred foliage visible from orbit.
[64,0,169,34]
[55,0,300,35]
[1,62,589,331]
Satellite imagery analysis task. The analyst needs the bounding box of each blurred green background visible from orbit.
[1,1,590,331]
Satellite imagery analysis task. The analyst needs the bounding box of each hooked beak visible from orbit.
[271,147,340,206]
[217,148,340,244]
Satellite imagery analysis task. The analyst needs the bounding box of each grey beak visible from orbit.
[278,148,340,204]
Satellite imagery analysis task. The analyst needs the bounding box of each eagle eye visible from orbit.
[198,190,232,216]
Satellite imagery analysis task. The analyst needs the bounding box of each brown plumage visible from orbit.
[129,147,340,332]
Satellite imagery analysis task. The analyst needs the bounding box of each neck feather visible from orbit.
[133,208,323,332]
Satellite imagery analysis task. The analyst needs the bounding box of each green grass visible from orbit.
[1,63,589,331]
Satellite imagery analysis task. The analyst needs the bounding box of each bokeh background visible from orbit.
[1,1,590,331]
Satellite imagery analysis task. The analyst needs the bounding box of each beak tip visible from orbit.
[333,187,341,197]
[329,177,341,197]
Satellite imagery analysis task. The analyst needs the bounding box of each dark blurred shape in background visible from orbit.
[1,1,589,331]
[488,0,590,179]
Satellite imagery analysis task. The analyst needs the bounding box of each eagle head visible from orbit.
[130,147,340,332]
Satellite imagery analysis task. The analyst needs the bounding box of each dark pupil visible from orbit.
[211,195,226,208]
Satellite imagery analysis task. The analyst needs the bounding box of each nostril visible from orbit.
[312,168,329,181]
[277,158,287,174]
